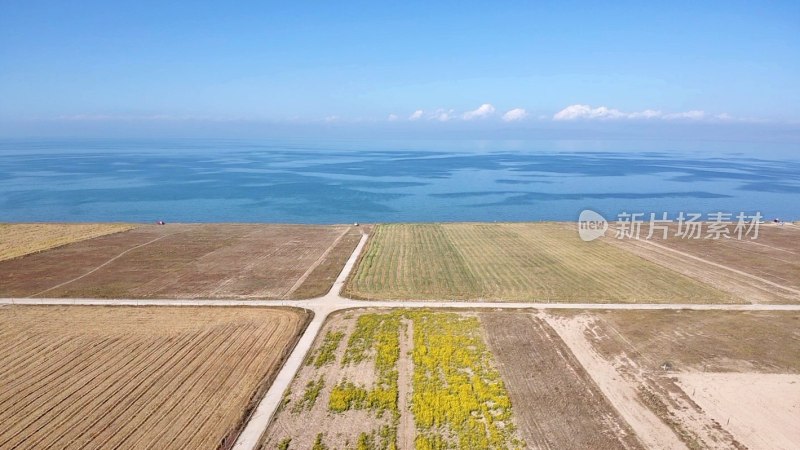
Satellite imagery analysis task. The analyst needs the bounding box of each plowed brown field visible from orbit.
[0,224,356,299]
[0,305,308,449]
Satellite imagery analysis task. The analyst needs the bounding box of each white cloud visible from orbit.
[553,104,625,120]
[387,113,399,121]
[628,109,663,119]
[462,103,496,120]
[432,109,455,122]
[408,110,424,121]
[554,104,716,121]
[663,110,705,120]
[501,108,528,122]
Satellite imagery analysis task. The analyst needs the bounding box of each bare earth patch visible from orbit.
[676,373,800,450]
[544,314,684,450]
[396,317,415,450]
[551,310,800,449]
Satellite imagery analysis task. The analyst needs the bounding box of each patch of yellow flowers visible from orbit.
[325,311,524,450]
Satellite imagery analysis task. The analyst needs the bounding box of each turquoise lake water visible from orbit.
[1,139,798,223]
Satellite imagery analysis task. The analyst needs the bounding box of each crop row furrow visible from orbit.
[28,336,163,449]
[183,319,289,449]
[0,334,79,389]
[98,324,242,448]
[62,329,213,449]
[149,322,272,449]
[0,336,124,420]
[0,336,132,448]
[46,335,170,449]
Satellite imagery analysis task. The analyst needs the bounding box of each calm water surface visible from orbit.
[1,139,798,223]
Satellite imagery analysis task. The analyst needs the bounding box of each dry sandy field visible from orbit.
[344,223,735,303]
[607,223,800,303]
[0,223,360,299]
[0,305,309,449]
[0,223,133,261]
[548,310,800,450]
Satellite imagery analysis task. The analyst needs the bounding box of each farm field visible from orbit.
[0,305,309,449]
[548,310,800,450]
[0,223,133,261]
[0,223,359,299]
[607,222,800,303]
[288,225,370,299]
[344,223,735,303]
[260,309,525,450]
[480,312,642,449]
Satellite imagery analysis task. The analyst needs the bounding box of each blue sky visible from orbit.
[1,1,799,138]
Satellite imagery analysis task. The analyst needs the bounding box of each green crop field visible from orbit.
[345,223,737,303]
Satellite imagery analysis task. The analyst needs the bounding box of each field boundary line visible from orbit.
[632,238,800,297]
[27,232,180,299]
[5,298,800,311]
[284,226,351,298]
